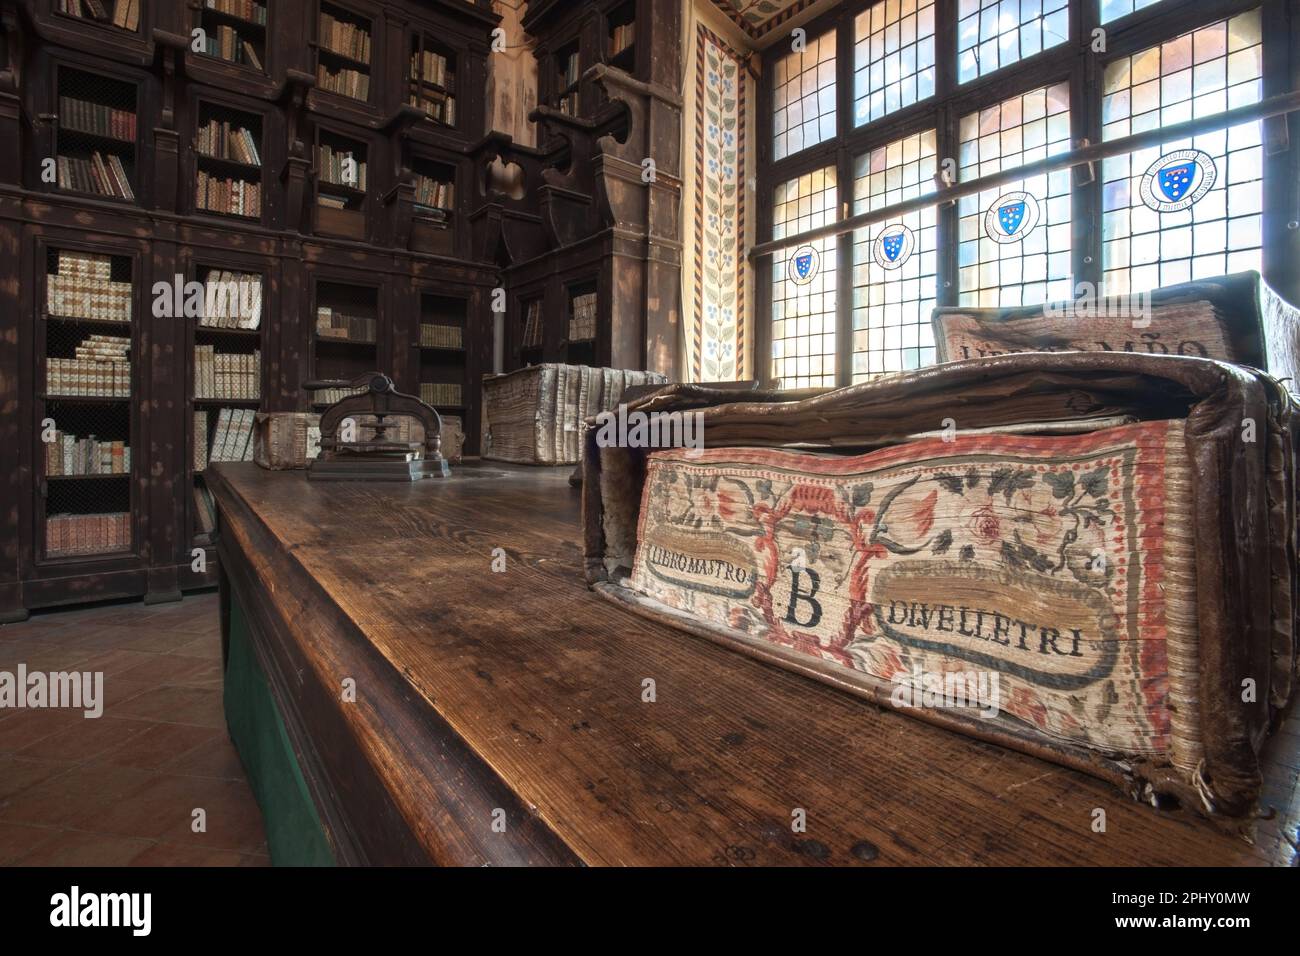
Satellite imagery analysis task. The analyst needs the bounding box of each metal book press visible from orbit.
[305,372,450,481]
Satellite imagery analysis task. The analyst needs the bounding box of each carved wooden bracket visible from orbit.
[277,69,316,160]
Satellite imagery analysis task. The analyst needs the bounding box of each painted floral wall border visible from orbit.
[694,24,748,381]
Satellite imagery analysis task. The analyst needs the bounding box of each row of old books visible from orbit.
[318,63,371,101]
[45,432,131,476]
[196,172,261,217]
[569,292,598,342]
[47,357,130,397]
[410,91,456,126]
[48,334,131,397]
[522,299,544,349]
[610,22,636,56]
[316,306,376,343]
[200,25,264,70]
[59,96,136,142]
[204,0,266,25]
[419,323,462,348]
[420,382,462,406]
[320,9,371,63]
[195,118,262,166]
[194,407,258,468]
[415,174,453,209]
[46,251,133,322]
[194,346,260,400]
[57,0,139,30]
[58,153,134,200]
[316,143,367,190]
[46,512,131,557]
[411,49,454,88]
[198,270,263,329]
[313,386,365,405]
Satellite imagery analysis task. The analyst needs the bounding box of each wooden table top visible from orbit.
[207,460,1300,866]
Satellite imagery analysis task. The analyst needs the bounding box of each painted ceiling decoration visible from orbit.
[711,0,823,41]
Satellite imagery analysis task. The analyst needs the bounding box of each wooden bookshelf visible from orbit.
[193,101,265,221]
[313,127,369,239]
[54,0,142,34]
[564,278,598,364]
[312,280,379,408]
[0,0,505,619]
[409,156,456,255]
[187,263,265,549]
[315,1,373,104]
[55,66,138,203]
[554,40,580,116]
[38,247,136,561]
[416,292,467,417]
[192,0,270,72]
[408,31,457,128]
[606,0,636,71]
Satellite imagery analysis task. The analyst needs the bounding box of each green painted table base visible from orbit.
[223,595,335,866]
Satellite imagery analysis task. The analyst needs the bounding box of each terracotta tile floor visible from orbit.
[0,592,269,866]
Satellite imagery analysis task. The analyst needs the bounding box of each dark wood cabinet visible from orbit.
[482,0,684,379]
[0,0,500,619]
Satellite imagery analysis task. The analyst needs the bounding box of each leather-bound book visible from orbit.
[932,272,1300,392]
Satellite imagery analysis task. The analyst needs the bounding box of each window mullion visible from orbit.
[1073,0,1104,292]
[935,0,959,308]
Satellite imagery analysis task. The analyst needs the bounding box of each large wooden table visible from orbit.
[207,461,1300,866]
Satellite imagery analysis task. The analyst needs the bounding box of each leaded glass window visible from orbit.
[771,167,838,388]
[1100,9,1264,294]
[853,0,936,127]
[1100,0,1165,26]
[772,30,837,161]
[958,82,1073,307]
[759,1,1283,390]
[957,0,1069,84]
[851,130,938,380]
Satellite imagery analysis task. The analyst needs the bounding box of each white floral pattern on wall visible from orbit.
[694,25,747,381]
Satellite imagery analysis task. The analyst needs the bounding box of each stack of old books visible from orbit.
[46,251,132,322]
[47,334,131,397]
[482,364,668,465]
[584,272,1300,819]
